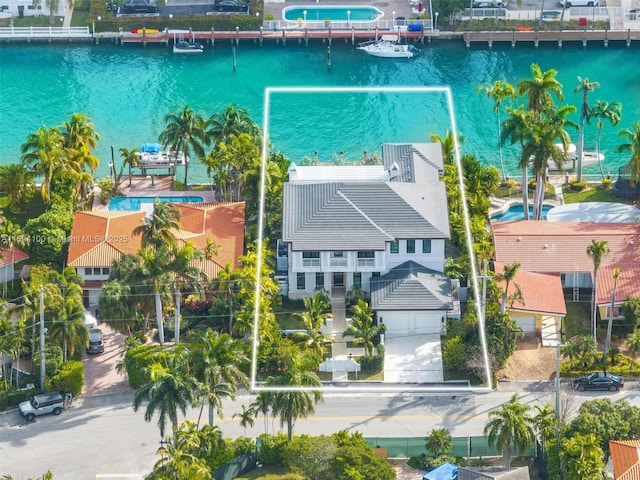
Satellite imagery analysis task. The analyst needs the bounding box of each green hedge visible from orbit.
[51,361,85,397]
[125,344,168,388]
[92,14,262,33]
[0,389,33,411]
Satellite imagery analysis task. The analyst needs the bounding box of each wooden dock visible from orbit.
[462,28,640,47]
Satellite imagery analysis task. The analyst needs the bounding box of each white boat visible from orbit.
[173,38,203,53]
[357,35,420,58]
[547,143,605,171]
[172,32,203,53]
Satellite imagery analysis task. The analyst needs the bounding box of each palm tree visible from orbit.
[561,340,580,370]
[20,125,66,203]
[517,63,564,115]
[425,427,452,458]
[602,268,620,362]
[206,104,260,151]
[590,100,622,179]
[627,331,640,373]
[531,403,556,454]
[138,247,173,345]
[495,262,521,315]
[233,404,256,437]
[576,334,598,369]
[133,354,198,441]
[291,292,333,365]
[586,240,610,341]
[615,122,640,186]
[132,199,181,251]
[429,130,464,165]
[169,242,205,343]
[476,80,516,180]
[264,351,323,441]
[191,329,249,427]
[484,393,535,469]
[98,280,136,335]
[501,107,537,220]
[47,284,87,362]
[213,261,239,335]
[343,299,381,357]
[574,77,600,182]
[159,105,207,187]
[0,164,34,213]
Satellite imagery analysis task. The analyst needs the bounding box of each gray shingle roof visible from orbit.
[382,143,444,183]
[371,261,453,311]
[282,182,449,251]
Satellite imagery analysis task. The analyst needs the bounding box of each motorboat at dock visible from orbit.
[357,34,420,58]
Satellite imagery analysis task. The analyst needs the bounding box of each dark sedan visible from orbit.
[214,0,249,12]
[572,372,624,391]
[122,0,158,13]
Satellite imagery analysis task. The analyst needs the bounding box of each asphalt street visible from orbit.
[2,380,639,479]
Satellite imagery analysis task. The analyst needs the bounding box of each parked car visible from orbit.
[572,372,624,391]
[87,328,104,354]
[18,391,71,422]
[84,310,98,328]
[214,0,249,12]
[122,0,158,13]
[472,0,508,7]
[558,0,598,6]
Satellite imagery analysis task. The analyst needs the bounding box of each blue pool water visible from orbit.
[109,196,204,211]
[491,204,553,221]
[283,6,383,22]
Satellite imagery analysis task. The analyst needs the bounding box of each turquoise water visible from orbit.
[282,6,383,22]
[0,42,639,184]
[108,195,203,211]
[490,204,552,221]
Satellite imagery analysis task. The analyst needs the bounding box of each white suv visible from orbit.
[559,0,599,6]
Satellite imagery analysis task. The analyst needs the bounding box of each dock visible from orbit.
[462,28,640,47]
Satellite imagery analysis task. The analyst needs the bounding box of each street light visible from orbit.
[392,10,396,27]
[303,9,307,22]
[434,11,439,30]
[347,9,351,26]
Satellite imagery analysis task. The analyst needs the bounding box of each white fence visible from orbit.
[0,26,91,38]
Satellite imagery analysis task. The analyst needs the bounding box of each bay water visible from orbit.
[1,40,638,182]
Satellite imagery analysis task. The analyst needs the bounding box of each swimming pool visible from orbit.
[282,5,384,23]
[109,196,204,211]
[490,204,553,221]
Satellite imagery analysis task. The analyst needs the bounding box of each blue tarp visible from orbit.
[140,142,162,153]
[423,462,458,480]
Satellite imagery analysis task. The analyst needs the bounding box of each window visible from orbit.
[353,272,362,289]
[357,251,374,258]
[422,239,432,254]
[302,251,320,259]
[406,239,415,254]
[607,306,622,318]
[315,272,324,290]
[372,272,381,278]
[93,268,102,275]
[84,268,93,276]
[390,241,399,254]
[296,273,306,290]
[333,251,344,257]
[102,268,110,276]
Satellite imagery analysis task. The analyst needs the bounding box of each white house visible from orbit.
[280,143,453,338]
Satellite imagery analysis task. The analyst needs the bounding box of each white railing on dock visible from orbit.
[0,26,91,38]
[263,19,434,32]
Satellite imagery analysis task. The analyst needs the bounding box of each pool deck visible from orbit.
[91,175,216,211]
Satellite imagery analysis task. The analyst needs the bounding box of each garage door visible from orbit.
[517,316,536,333]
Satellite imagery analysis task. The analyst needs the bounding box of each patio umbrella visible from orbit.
[418,1,423,12]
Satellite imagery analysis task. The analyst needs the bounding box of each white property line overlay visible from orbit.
[252,86,491,393]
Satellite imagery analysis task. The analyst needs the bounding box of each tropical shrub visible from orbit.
[360,344,385,372]
[50,360,84,397]
[258,432,289,466]
[124,345,169,388]
[98,177,114,204]
[602,177,613,189]
[569,178,588,191]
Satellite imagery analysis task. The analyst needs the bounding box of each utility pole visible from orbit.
[39,285,45,392]
[174,290,180,344]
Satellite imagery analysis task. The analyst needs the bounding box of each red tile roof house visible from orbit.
[492,221,640,334]
[66,202,245,306]
[494,262,566,345]
[610,440,640,480]
[0,245,29,292]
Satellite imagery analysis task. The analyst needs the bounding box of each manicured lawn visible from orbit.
[564,301,591,338]
[563,184,634,204]
[234,465,304,479]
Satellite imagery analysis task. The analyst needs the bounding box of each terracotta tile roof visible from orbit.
[0,246,29,267]
[494,262,566,316]
[492,221,640,305]
[610,440,640,480]
[67,202,245,276]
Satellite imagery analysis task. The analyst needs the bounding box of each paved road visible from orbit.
[2,381,639,479]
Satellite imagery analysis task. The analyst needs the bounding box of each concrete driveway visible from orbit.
[384,334,444,383]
